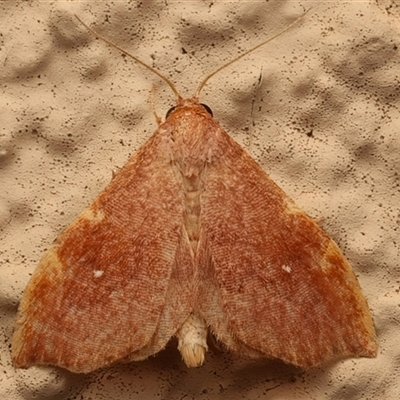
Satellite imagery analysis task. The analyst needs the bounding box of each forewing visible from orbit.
[199,130,377,368]
[12,131,192,373]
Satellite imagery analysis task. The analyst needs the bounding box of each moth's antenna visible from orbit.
[195,9,311,99]
[74,15,182,101]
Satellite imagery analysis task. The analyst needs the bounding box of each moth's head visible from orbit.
[165,98,213,121]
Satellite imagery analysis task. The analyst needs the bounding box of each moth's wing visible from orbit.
[12,131,193,373]
[199,130,378,368]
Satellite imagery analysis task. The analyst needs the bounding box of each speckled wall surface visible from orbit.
[1,1,398,399]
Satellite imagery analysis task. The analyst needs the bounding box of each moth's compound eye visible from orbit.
[166,106,176,119]
[200,103,213,116]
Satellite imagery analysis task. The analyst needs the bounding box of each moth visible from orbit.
[12,13,377,374]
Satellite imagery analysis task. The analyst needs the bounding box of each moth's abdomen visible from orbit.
[181,173,202,258]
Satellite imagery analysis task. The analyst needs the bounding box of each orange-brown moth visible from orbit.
[12,13,377,374]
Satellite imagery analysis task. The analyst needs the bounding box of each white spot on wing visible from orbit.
[282,265,292,273]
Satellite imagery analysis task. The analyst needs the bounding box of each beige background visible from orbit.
[1,1,399,399]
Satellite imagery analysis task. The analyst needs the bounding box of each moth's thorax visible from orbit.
[161,97,223,178]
